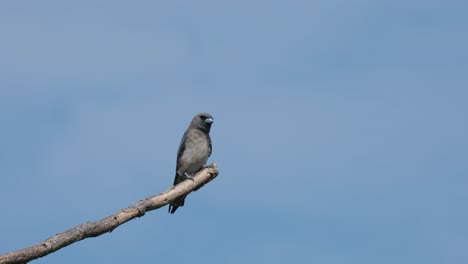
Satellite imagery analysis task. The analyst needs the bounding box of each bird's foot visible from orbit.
[184,172,195,182]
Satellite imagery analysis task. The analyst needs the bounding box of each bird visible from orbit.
[168,112,214,214]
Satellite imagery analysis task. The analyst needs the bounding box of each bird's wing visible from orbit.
[207,134,212,157]
[176,130,188,165]
[174,129,189,184]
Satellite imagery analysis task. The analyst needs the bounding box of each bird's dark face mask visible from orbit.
[197,114,214,133]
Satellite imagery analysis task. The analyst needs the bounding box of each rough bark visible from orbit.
[0,163,219,264]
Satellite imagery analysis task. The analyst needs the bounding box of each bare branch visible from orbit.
[0,163,219,264]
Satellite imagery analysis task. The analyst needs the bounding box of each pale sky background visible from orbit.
[1,1,467,263]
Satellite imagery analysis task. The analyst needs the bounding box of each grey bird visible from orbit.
[168,112,214,214]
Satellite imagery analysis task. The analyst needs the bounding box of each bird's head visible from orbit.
[192,112,214,133]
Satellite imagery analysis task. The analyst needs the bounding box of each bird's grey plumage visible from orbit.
[169,112,214,214]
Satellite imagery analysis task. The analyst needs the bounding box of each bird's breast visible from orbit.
[180,132,210,174]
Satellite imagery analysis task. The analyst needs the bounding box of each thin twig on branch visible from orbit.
[0,163,219,264]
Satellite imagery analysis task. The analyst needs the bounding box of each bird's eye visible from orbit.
[200,115,206,119]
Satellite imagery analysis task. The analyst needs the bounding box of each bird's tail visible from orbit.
[168,195,186,214]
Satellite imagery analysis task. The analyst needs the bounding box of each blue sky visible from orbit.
[1,1,467,263]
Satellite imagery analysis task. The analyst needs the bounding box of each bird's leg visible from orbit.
[184,172,195,182]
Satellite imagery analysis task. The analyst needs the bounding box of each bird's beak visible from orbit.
[205,117,214,124]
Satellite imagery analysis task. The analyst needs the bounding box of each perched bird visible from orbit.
[168,112,214,214]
